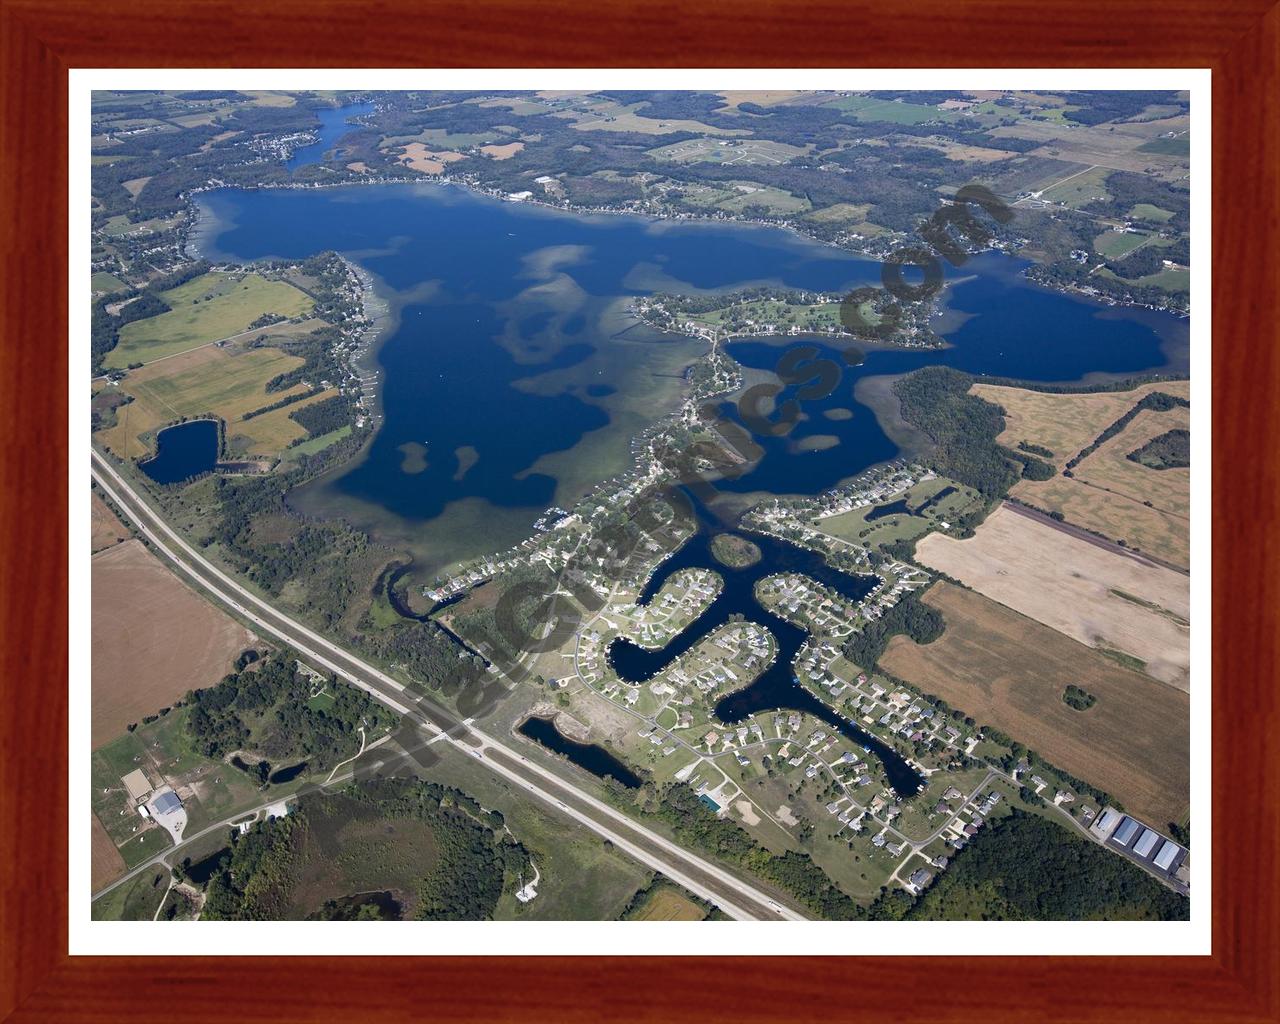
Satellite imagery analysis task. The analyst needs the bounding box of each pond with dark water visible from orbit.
[138,418,219,485]
[517,716,642,789]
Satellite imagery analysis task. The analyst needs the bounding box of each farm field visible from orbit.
[970,380,1192,567]
[1038,165,1113,208]
[91,492,130,552]
[227,386,338,457]
[106,271,314,368]
[971,380,1191,469]
[1013,475,1189,569]
[881,583,1189,828]
[914,504,1190,689]
[93,344,313,460]
[92,539,254,748]
[1094,229,1155,259]
[91,812,128,891]
[1073,405,1191,520]
[647,137,808,166]
[823,95,962,125]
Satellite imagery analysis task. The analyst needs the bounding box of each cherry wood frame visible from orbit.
[2,1,1276,1020]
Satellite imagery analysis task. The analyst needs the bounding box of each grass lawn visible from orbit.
[107,272,313,368]
[1093,230,1151,260]
[92,866,171,920]
[825,95,959,125]
[814,477,982,551]
[284,424,352,459]
[118,825,173,868]
[92,271,127,293]
[1129,202,1175,222]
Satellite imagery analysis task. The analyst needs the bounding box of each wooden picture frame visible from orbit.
[2,1,1275,1019]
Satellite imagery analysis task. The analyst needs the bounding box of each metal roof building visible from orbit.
[1134,828,1162,858]
[151,790,182,815]
[1113,817,1141,846]
[1154,840,1182,871]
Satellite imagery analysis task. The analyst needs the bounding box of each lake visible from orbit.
[286,102,375,173]
[193,182,1186,577]
[192,180,1188,798]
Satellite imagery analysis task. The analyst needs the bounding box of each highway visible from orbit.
[91,450,807,921]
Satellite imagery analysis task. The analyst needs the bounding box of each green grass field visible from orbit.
[1138,134,1190,157]
[95,345,311,460]
[92,271,127,293]
[91,866,170,921]
[825,95,959,125]
[107,272,313,368]
[1129,202,1175,223]
[716,184,810,214]
[1093,230,1152,260]
[814,477,983,551]
[284,424,353,458]
[1040,166,1113,209]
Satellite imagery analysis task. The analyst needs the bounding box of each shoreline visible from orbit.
[164,176,1188,602]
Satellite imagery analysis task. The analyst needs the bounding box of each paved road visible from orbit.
[91,451,806,922]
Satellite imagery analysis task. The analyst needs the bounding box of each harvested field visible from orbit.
[91,493,130,552]
[397,143,466,174]
[971,379,1191,468]
[881,583,1189,827]
[915,504,1189,689]
[92,539,255,749]
[1074,406,1190,519]
[1013,477,1188,569]
[971,381,1193,567]
[227,387,338,457]
[480,141,524,160]
[91,812,128,891]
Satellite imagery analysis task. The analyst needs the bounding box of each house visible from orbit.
[909,868,933,888]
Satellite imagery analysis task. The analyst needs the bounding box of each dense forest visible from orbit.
[842,589,944,671]
[185,649,393,769]
[892,367,1024,498]
[895,810,1188,920]
[1127,428,1190,469]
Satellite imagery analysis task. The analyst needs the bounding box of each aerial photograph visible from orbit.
[88,86,1193,925]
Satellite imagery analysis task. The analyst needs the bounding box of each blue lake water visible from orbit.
[286,102,375,172]
[139,418,219,485]
[193,182,1188,794]
[194,181,1186,573]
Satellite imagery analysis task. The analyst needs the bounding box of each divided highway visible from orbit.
[91,450,807,921]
